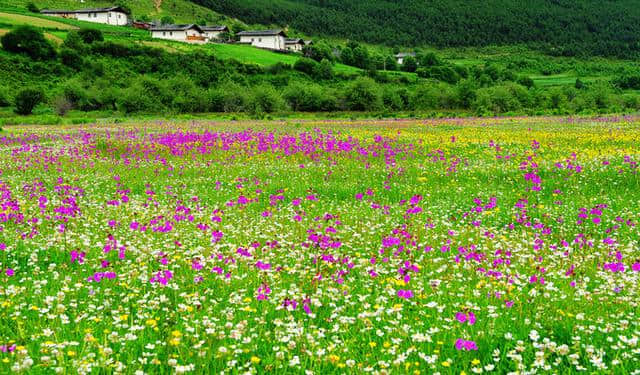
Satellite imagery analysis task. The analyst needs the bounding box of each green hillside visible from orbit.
[0,0,232,24]
[191,0,640,59]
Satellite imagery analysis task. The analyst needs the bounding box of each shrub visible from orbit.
[160,16,175,25]
[77,28,104,44]
[53,96,73,116]
[382,89,404,111]
[62,31,85,51]
[14,88,45,115]
[312,59,333,80]
[293,58,318,75]
[344,77,383,111]
[60,48,83,69]
[411,83,457,110]
[246,85,288,115]
[517,76,535,89]
[401,56,417,72]
[283,83,337,112]
[1,26,56,60]
[26,2,39,13]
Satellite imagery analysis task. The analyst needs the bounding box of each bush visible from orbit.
[401,56,418,72]
[283,83,337,112]
[411,83,457,110]
[293,58,318,75]
[312,59,333,80]
[1,26,56,60]
[62,31,85,51]
[26,2,39,13]
[344,77,383,111]
[517,76,535,88]
[246,85,288,115]
[60,48,84,69]
[472,83,531,114]
[160,16,175,25]
[77,28,104,44]
[14,88,45,115]
[53,96,73,116]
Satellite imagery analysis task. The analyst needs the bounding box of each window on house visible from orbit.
[258,38,262,42]
[251,38,254,42]
[162,32,166,36]
[170,32,173,36]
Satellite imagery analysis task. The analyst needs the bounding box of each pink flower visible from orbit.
[5,268,14,277]
[632,263,640,272]
[455,339,478,351]
[397,289,414,299]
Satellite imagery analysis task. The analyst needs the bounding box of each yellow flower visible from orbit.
[471,358,481,365]
[119,314,128,321]
[369,342,377,348]
[171,330,182,337]
[442,361,450,367]
[251,356,261,364]
[328,354,340,363]
[169,338,180,346]
[67,350,76,357]
[146,319,157,327]
[383,342,391,349]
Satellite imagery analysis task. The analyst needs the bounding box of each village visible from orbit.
[40,6,314,53]
[39,5,412,63]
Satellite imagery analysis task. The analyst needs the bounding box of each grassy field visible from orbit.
[0,10,74,28]
[0,116,639,373]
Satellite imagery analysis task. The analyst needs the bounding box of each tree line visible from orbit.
[190,0,640,59]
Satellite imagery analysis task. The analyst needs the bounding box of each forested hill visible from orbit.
[190,0,640,58]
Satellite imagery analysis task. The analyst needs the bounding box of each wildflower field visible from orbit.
[0,116,639,374]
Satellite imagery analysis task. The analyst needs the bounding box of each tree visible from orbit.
[384,55,397,71]
[312,59,333,80]
[1,26,56,60]
[14,88,45,115]
[344,77,382,111]
[160,16,175,25]
[401,56,417,72]
[77,28,104,44]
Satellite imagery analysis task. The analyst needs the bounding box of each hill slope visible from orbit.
[190,0,640,58]
[1,0,231,24]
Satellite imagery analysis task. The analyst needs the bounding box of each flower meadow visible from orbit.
[0,116,639,374]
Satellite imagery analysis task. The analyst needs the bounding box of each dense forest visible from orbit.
[190,0,640,58]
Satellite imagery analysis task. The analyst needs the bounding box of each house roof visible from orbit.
[285,38,304,44]
[150,24,204,33]
[41,6,127,14]
[201,26,229,32]
[237,29,287,37]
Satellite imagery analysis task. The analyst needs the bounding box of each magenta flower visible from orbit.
[455,339,478,351]
[5,268,14,277]
[397,289,414,299]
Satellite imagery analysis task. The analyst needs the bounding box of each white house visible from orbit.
[394,52,416,65]
[41,6,129,26]
[150,24,206,43]
[201,26,229,42]
[237,30,287,50]
[284,38,305,52]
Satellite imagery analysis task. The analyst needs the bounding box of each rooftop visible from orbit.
[150,24,204,32]
[42,6,127,14]
[237,29,287,37]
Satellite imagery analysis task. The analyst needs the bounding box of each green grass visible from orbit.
[0,117,638,373]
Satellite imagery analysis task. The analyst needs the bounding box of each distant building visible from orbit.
[237,29,287,50]
[201,26,229,41]
[41,6,129,26]
[150,24,206,43]
[394,52,416,65]
[284,38,305,52]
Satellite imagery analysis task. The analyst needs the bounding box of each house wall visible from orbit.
[151,29,205,43]
[239,35,285,50]
[204,31,223,41]
[76,11,128,25]
[286,43,303,52]
[151,30,188,42]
